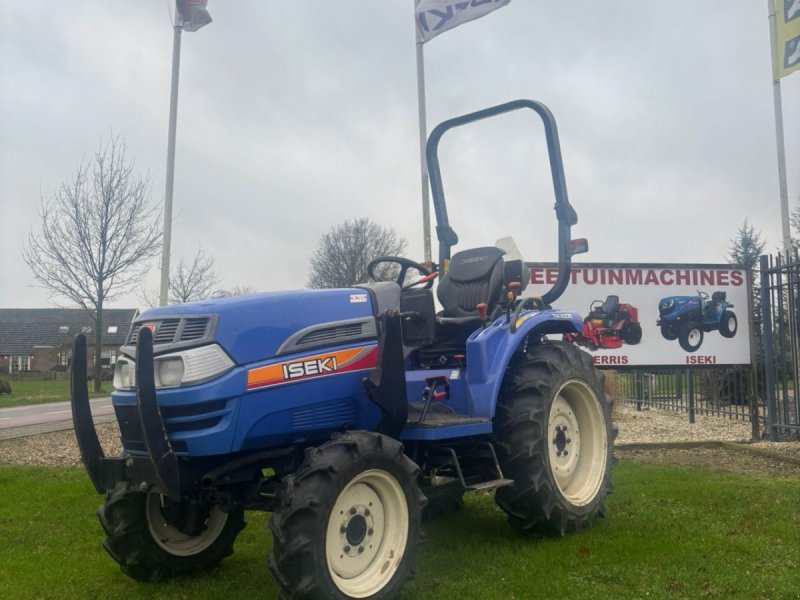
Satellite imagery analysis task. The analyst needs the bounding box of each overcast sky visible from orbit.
[1,1,798,310]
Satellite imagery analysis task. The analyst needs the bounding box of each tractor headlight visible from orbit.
[156,357,185,388]
[112,344,234,390]
[113,358,134,390]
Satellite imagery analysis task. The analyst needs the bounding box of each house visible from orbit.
[0,308,138,374]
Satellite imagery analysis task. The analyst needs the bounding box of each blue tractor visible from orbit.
[71,100,616,599]
[657,291,737,353]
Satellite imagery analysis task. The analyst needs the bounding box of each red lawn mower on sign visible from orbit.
[564,295,643,350]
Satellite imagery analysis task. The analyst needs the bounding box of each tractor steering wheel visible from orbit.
[367,256,437,291]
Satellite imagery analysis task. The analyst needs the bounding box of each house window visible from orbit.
[107,325,118,334]
[59,350,72,367]
[11,355,31,373]
[58,325,69,334]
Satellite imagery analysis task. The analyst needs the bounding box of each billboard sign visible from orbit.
[526,263,751,368]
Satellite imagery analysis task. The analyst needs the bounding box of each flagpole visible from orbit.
[416,39,432,264]
[768,0,792,254]
[160,23,182,306]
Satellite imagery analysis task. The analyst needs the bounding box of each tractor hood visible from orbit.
[658,295,698,316]
[125,289,378,365]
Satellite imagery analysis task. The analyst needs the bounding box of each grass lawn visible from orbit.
[0,379,112,409]
[0,461,798,599]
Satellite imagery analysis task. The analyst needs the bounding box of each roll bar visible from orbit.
[426,99,581,305]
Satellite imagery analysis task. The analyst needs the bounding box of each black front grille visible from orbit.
[161,399,228,419]
[168,416,223,432]
[114,399,227,454]
[126,316,213,347]
[127,323,142,345]
[181,317,209,341]
[115,404,146,453]
[154,319,180,344]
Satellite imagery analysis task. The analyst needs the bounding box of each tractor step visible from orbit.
[406,402,487,429]
[467,478,514,492]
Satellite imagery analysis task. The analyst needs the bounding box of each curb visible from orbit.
[615,440,800,467]
[0,415,116,441]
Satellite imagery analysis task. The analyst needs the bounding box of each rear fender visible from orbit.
[466,310,582,418]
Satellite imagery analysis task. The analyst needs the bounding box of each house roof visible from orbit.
[0,308,138,355]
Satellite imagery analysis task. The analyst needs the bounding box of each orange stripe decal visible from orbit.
[246,345,379,391]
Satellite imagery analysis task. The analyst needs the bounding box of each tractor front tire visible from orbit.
[97,483,245,582]
[678,323,704,352]
[719,311,737,338]
[493,342,616,535]
[660,326,678,341]
[268,431,425,600]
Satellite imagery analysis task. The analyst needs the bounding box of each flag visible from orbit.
[775,0,800,78]
[176,0,212,33]
[415,0,511,43]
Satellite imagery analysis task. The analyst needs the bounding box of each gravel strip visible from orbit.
[1,399,799,470]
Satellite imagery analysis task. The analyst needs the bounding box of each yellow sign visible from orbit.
[775,0,800,79]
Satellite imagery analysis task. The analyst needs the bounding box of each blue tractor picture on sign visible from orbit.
[657,291,737,353]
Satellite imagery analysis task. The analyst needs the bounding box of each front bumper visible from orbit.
[71,330,183,497]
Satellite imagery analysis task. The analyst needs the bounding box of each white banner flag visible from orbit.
[415,0,511,43]
[176,0,212,32]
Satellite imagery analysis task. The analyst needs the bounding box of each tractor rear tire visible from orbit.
[97,483,245,582]
[719,311,737,338]
[268,431,425,600]
[678,323,703,352]
[493,342,616,536]
[622,323,642,345]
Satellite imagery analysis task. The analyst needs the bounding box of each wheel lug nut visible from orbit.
[358,546,364,554]
[364,508,370,517]
[368,528,374,536]
[567,438,571,443]
[556,451,562,457]
[564,450,569,456]
[349,507,357,515]
[340,525,347,533]
[344,545,351,553]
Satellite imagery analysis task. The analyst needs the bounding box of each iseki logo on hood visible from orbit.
[281,357,338,380]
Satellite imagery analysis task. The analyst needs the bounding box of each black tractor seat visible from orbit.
[418,247,507,368]
[437,247,506,319]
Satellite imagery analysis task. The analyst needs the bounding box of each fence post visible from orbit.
[760,255,778,439]
[687,369,695,424]
[635,371,642,411]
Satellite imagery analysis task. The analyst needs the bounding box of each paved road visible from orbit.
[0,397,114,440]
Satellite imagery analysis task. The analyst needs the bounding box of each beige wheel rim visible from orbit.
[547,379,607,506]
[326,469,409,598]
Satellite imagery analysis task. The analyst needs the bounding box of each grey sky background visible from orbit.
[1,1,798,310]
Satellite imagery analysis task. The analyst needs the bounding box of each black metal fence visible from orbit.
[614,367,760,439]
[759,253,800,439]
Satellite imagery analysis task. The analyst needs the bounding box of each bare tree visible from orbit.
[212,285,258,298]
[139,249,221,308]
[307,218,407,288]
[23,136,162,390]
[169,248,218,304]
